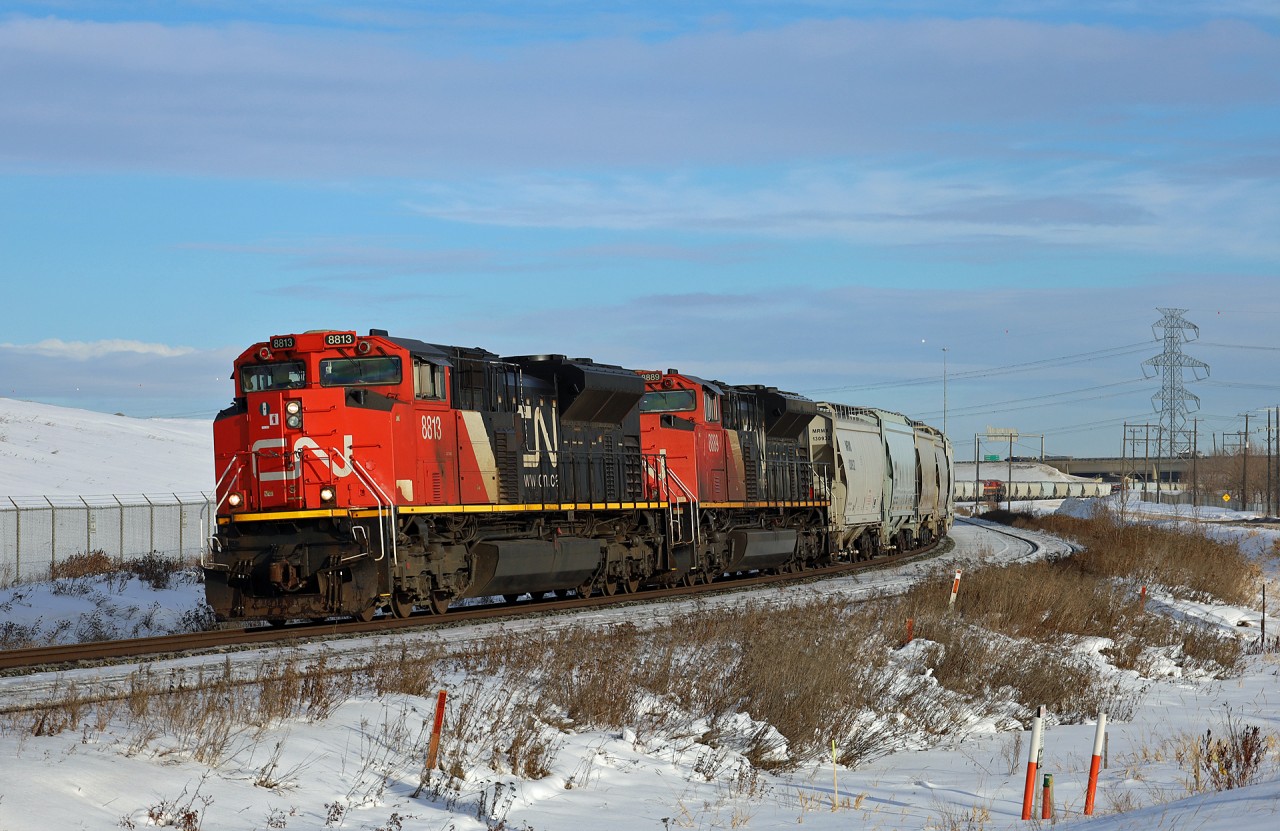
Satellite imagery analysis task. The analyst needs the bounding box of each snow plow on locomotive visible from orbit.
[202,329,953,625]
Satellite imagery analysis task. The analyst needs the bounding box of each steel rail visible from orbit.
[0,537,948,676]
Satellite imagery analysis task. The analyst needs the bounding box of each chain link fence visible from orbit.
[0,493,212,585]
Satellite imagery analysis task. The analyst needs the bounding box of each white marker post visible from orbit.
[949,569,962,609]
[1021,709,1044,820]
[1084,713,1107,815]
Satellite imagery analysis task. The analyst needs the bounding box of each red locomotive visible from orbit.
[203,330,829,624]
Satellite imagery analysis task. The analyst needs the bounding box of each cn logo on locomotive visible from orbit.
[250,434,355,481]
[518,402,559,468]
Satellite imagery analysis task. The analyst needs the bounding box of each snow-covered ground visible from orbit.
[0,513,1276,830]
[1,400,1277,830]
[0,397,210,497]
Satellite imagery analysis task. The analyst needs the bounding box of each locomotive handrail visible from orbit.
[200,454,244,571]
[664,465,700,553]
[345,454,396,566]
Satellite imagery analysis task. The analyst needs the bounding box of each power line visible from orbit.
[913,378,1149,420]
[1198,342,1280,352]
[807,341,1152,394]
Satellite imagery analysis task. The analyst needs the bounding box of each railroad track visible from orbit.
[0,539,948,676]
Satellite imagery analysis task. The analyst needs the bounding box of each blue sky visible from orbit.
[2,1,1278,459]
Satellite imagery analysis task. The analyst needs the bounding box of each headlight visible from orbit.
[319,486,335,503]
[285,399,303,429]
[227,492,243,508]
[286,413,303,429]
[285,400,302,415]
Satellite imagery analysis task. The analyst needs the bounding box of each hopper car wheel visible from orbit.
[623,576,641,594]
[353,604,377,623]
[390,593,415,619]
[576,581,593,599]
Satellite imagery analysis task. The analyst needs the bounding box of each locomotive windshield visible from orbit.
[640,389,696,413]
[320,356,402,387]
[241,361,306,392]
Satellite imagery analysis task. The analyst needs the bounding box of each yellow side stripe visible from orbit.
[219,499,829,523]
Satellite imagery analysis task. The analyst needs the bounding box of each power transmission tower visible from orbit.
[1142,308,1209,459]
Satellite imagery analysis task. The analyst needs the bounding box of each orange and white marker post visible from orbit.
[1083,713,1107,815]
[905,617,915,646]
[1020,709,1044,820]
[426,689,448,771]
[949,570,962,609]
[1041,774,1054,820]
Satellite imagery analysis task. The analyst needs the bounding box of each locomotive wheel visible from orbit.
[424,591,450,616]
[390,593,415,619]
[601,579,618,597]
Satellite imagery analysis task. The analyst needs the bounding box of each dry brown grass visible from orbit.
[1015,509,1260,606]
[48,550,117,580]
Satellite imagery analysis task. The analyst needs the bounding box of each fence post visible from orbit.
[11,497,21,581]
[82,496,91,555]
[144,494,155,553]
[175,493,184,561]
[45,496,56,574]
[1084,713,1107,815]
[1021,709,1044,820]
[115,495,124,559]
[1041,774,1053,820]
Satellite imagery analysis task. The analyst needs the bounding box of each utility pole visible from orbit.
[1192,418,1199,508]
[1243,414,1250,511]
[1259,409,1269,514]
[1007,434,1014,512]
[942,347,949,438]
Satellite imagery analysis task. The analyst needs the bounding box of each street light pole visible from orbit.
[942,347,949,437]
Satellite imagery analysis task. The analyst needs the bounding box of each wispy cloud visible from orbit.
[1,339,198,359]
[403,164,1280,260]
[1,16,1275,176]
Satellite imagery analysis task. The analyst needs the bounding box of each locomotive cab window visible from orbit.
[241,361,306,392]
[414,361,446,400]
[640,389,696,413]
[703,391,721,423]
[320,356,402,387]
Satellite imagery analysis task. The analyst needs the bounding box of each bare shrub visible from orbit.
[118,776,213,831]
[50,550,116,580]
[1198,711,1274,791]
[125,551,181,589]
